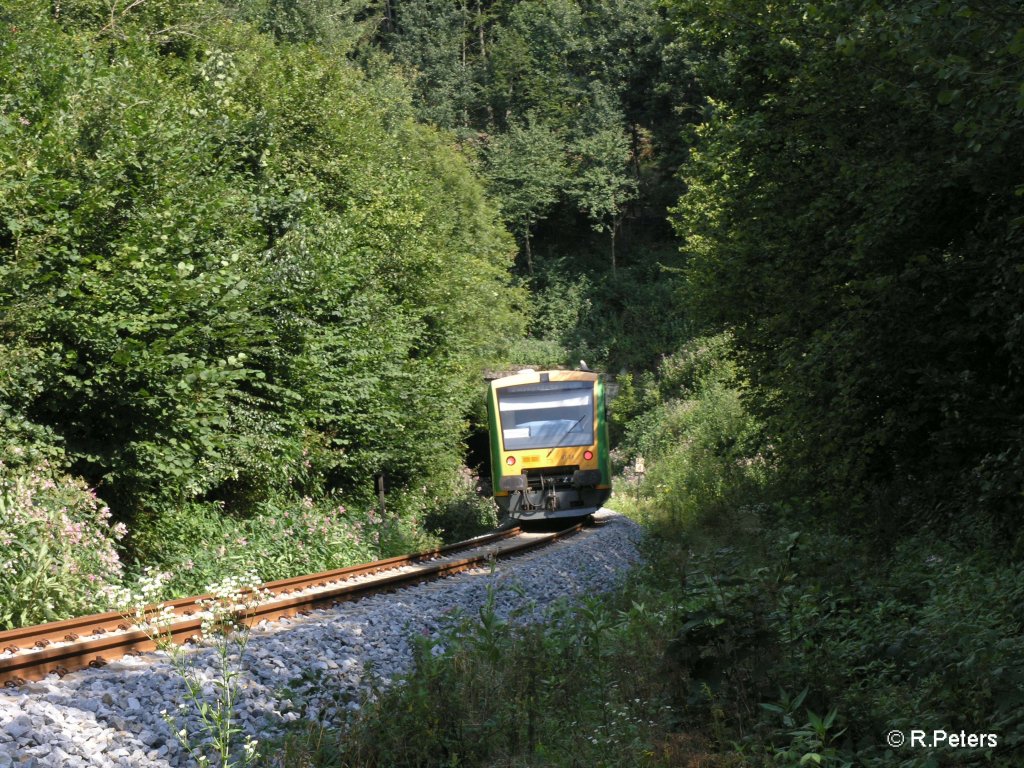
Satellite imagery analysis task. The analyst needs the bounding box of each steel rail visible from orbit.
[0,523,583,686]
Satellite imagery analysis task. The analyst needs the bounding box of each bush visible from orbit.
[422,467,499,541]
[612,334,767,532]
[610,500,1024,767]
[126,492,447,598]
[0,459,125,628]
[0,0,522,530]
[672,0,1024,534]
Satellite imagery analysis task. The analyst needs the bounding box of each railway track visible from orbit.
[0,523,584,687]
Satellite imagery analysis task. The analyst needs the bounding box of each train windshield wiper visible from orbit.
[546,414,587,457]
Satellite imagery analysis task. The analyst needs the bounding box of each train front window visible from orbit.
[497,381,595,451]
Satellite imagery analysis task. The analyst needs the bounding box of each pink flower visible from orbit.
[62,520,85,545]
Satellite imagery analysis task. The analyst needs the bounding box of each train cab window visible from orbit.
[497,381,595,451]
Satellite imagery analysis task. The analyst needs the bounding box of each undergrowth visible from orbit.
[267,334,1023,767]
[0,441,496,627]
[0,458,125,628]
[269,513,1022,767]
[124,468,498,603]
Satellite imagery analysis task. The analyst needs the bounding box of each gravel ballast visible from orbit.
[0,510,641,767]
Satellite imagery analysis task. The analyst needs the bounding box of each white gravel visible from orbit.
[0,510,641,767]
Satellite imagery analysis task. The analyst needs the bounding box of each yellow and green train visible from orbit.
[486,369,611,520]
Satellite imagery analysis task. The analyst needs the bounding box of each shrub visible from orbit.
[0,1,522,532]
[612,334,767,532]
[127,497,395,598]
[421,467,499,541]
[124,481,470,600]
[0,459,125,628]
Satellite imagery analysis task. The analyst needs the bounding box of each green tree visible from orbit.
[483,117,567,273]
[380,0,686,296]
[0,0,522,525]
[387,0,482,128]
[570,92,638,272]
[486,0,584,126]
[670,0,1024,533]
[228,0,374,48]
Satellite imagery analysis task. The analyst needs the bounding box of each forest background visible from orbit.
[2,0,1023,764]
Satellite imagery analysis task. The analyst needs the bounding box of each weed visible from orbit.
[110,571,271,768]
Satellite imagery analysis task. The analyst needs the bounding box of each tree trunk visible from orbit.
[629,123,642,180]
[461,0,468,68]
[524,230,534,275]
[476,0,487,60]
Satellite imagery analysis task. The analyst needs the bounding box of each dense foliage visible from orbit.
[0,0,519,618]
[342,0,700,378]
[3,0,1022,764]
[671,0,1024,536]
[0,459,125,627]
[612,333,767,529]
[1,0,520,510]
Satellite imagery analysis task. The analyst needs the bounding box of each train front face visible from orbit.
[487,370,611,520]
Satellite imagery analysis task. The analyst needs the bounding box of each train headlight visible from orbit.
[506,456,516,466]
[583,450,593,461]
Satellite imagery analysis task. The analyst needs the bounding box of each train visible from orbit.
[486,369,611,520]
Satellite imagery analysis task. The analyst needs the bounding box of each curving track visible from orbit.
[0,523,584,687]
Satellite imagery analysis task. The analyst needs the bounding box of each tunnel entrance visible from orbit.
[465,426,492,496]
